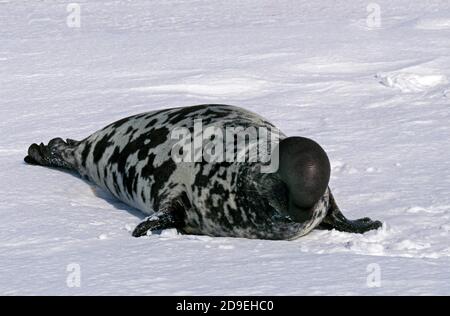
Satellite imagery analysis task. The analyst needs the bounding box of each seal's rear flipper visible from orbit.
[24,137,78,171]
[317,189,382,233]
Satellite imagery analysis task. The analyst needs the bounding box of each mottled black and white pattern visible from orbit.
[26,104,333,240]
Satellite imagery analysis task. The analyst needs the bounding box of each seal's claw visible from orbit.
[354,218,382,233]
[356,217,372,223]
[370,220,383,230]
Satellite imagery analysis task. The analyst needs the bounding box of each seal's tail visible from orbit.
[24,137,79,171]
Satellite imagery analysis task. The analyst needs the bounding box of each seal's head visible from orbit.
[277,136,331,222]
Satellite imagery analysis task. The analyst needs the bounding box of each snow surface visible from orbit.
[1,0,450,295]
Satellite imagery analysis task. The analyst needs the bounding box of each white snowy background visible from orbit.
[1,0,450,295]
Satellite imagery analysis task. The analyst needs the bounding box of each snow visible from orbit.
[1,0,450,295]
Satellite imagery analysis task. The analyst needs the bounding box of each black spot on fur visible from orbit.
[166,104,211,125]
[125,126,134,135]
[81,141,92,168]
[132,172,139,194]
[145,119,158,129]
[124,165,136,197]
[141,153,156,179]
[137,146,150,161]
[93,131,116,164]
[111,117,132,129]
[199,108,231,125]
[108,127,170,181]
[112,171,121,196]
[193,161,233,188]
[141,189,146,203]
[141,153,176,209]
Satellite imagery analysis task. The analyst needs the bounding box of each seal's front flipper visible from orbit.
[132,208,183,237]
[317,215,382,233]
[132,211,175,237]
[317,190,382,233]
[133,195,189,238]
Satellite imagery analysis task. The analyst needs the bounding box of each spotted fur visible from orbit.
[29,104,331,240]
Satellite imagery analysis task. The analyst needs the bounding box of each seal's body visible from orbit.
[25,104,381,239]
